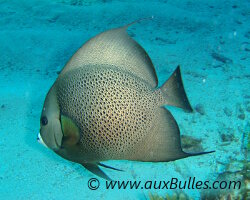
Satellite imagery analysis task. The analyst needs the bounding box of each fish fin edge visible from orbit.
[184,150,215,157]
[160,66,193,112]
[82,163,112,181]
[98,163,124,172]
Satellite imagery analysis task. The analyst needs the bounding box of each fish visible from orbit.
[38,21,214,180]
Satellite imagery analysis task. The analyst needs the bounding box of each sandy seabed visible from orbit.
[0,0,249,199]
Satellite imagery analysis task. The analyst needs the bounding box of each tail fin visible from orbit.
[160,66,193,112]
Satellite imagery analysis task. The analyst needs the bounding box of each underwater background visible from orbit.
[0,0,249,199]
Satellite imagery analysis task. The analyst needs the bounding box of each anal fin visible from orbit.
[132,107,214,162]
[132,107,187,162]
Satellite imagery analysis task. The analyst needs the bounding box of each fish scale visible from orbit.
[56,66,158,161]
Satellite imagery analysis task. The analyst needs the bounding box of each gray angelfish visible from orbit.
[38,22,214,180]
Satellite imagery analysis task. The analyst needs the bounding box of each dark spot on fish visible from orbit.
[195,104,205,115]
[245,48,250,52]
[56,70,61,74]
[211,52,233,64]
[232,5,238,9]
[1,104,5,109]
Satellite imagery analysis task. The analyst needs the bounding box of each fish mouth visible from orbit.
[37,132,60,150]
[37,132,48,148]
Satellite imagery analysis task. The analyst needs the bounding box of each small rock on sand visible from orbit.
[223,107,232,116]
[195,104,205,115]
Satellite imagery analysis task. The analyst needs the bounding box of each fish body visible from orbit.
[38,22,213,180]
[55,64,175,163]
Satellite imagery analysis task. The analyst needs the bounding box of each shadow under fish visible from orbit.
[37,20,214,180]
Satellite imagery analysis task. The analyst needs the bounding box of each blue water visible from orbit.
[0,0,249,199]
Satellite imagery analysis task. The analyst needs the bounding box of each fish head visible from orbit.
[38,86,63,151]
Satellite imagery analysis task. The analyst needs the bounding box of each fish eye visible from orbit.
[41,116,48,126]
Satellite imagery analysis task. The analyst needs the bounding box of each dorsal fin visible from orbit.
[60,21,158,87]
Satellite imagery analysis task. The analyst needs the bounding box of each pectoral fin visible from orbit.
[61,115,80,148]
[82,163,112,181]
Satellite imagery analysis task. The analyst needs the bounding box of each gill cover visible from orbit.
[40,86,63,150]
